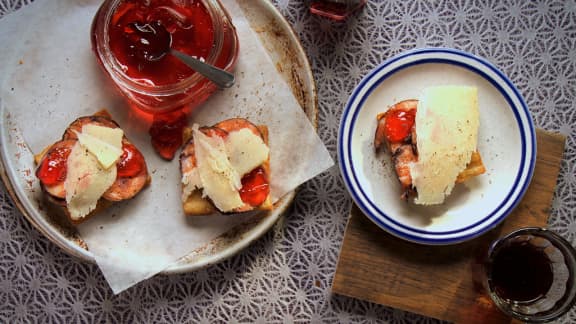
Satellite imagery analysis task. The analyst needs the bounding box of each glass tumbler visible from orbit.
[484,227,576,322]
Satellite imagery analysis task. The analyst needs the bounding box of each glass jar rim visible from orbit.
[93,0,234,96]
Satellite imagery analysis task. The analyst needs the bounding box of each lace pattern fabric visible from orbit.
[1,0,575,322]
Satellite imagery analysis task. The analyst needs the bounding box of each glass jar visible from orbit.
[91,0,239,115]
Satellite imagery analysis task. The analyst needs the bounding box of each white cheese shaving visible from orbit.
[75,125,123,169]
[225,128,270,176]
[181,167,201,202]
[64,141,117,220]
[193,126,244,212]
[83,124,123,145]
[410,86,479,205]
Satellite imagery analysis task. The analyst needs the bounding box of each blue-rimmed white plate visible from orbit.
[338,48,536,245]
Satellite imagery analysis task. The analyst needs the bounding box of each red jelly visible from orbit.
[239,167,270,207]
[149,110,187,160]
[122,20,172,63]
[36,145,72,186]
[384,108,416,143]
[108,1,214,86]
[117,143,146,177]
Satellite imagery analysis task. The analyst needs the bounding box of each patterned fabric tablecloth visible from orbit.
[1,0,575,322]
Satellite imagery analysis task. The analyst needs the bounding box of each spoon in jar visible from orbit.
[126,21,235,89]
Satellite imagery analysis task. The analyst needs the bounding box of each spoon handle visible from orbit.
[171,49,235,88]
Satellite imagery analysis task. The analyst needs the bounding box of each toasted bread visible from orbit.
[34,111,149,224]
[375,87,486,204]
[180,119,272,216]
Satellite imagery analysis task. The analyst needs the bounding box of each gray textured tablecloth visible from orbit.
[1,0,575,322]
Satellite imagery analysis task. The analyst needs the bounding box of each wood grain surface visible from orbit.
[332,129,566,324]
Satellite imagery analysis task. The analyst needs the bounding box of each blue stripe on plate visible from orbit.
[338,48,536,244]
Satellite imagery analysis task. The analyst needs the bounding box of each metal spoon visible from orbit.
[170,49,235,88]
[128,21,235,88]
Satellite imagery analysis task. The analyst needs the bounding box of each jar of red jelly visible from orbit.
[91,0,239,115]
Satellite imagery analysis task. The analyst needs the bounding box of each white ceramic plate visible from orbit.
[0,0,317,273]
[338,48,536,245]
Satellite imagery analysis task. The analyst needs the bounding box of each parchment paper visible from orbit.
[0,0,333,293]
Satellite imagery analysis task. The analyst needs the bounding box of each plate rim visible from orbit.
[337,47,536,245]
[0,0,318,273]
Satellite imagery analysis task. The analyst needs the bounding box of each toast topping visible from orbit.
[116,143,146,178]
[409,86,480,205]
[225,128,270,176]
[35,113,150,222]
[65,124,124,220]
[65,142,117,221]
[182,124,270,213]
[75,124,124,169]
[193,126,244,212]
[238,167,269,207]
[36,144,72,186]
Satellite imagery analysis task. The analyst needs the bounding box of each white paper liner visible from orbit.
[0,0,333,293]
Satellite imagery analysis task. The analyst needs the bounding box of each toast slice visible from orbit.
[34,110,150,224]
[375,90,486,203]
[180,118,272,215]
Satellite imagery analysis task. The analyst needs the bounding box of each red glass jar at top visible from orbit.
[91,0,239,115]
[310,0,367,21]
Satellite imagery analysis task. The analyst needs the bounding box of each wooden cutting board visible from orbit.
[332,129,566,324]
